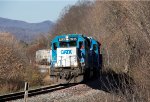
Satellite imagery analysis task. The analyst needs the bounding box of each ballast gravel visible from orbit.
[11,80,125,102]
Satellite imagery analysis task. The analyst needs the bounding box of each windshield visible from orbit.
[59,41,76,47]
[70,41,76,47]
[60,42,68,47]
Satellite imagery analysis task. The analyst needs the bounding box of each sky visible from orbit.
[0,0,78,23]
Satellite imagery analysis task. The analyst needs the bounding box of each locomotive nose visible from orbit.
[56,47,78,68]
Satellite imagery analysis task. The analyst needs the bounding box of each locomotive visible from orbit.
[50,34,101,83]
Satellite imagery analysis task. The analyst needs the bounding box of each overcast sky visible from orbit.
[0,0,78,23]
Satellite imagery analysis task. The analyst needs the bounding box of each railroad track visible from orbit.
[0,83,78,101]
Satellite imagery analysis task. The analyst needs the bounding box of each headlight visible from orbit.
[74,62,78,67]
[54,63,58,67]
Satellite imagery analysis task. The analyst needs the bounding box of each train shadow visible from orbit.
[86,70,135,95]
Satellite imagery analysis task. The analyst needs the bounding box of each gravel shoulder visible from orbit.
[12,79,126,102]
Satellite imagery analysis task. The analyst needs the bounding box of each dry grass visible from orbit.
[0,33,46,94]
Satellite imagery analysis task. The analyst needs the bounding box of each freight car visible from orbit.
[36,49,52,65]
[50,34,101,83]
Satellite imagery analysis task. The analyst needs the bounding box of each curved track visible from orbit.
[0,83,78,101]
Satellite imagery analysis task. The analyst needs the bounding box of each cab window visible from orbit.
[53,43,57,50]
[85,41,90,50]
[93,44,97,51]
[69,41,76,47]
[79,41,84,49]
[60,42,68,47]
[60,41,76,47]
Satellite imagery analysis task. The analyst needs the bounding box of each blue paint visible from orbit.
[61,50,72,54]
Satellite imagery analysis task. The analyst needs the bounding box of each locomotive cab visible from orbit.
[51,34,86,68]
[50,34,89,83]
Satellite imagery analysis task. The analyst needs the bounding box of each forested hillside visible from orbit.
[52,1,150,101]
[0,17,54,42]
[0,33,46,94]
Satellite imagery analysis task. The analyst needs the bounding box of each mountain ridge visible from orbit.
[0,17,54,42]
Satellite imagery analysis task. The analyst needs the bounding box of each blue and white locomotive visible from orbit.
[50,34,101,83]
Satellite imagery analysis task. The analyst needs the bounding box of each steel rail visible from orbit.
[0,83,77,101]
